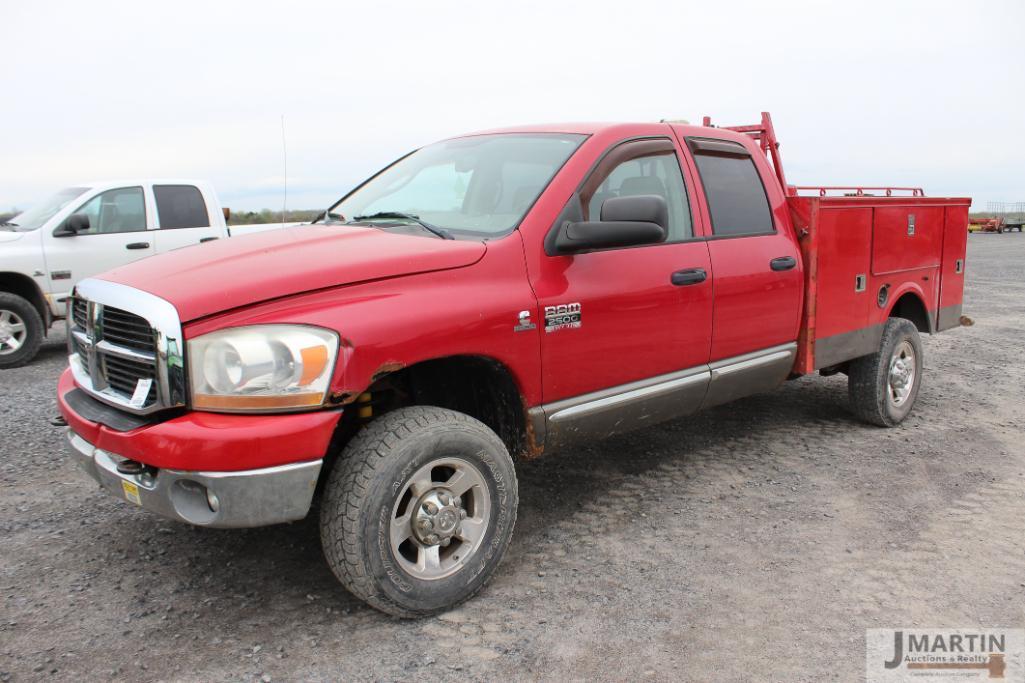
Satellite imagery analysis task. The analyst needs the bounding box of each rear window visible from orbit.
[690,142,774,236]
[154,185,209,229]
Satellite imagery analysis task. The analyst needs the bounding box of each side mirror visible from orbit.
[552,195,668,254]
[53,213,90,237]
[222,207,231,221]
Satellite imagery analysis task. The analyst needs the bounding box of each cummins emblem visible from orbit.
[544,302,581,332]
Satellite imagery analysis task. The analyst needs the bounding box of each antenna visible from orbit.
[280,114,288,224]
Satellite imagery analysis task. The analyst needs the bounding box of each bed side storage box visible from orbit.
[937,204,969,330]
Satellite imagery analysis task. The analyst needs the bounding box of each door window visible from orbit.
[583,143,692,241]
[154,185,210,229]
[689,141,774,236]
[70,187,147,234]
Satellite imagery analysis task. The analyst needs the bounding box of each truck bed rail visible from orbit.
[792,186,925,198]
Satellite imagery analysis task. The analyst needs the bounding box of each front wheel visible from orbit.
[320,406,518,617]
[0,292,44,369]
[847,318,924,427]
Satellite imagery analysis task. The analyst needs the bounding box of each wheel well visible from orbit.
[0,272,49,329]
[336,356,529,460]
[889,292,930,333]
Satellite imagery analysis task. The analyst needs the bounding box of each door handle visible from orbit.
[770,256,797,271]
[670,268,707,286]
[200,237,218,243]
[126,242,150,250]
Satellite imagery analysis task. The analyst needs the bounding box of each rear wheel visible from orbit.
[0,292,44,369]
[848,317,923,427]
[320,406,518,617]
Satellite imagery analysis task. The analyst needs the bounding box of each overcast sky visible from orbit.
[3,0,1023,212]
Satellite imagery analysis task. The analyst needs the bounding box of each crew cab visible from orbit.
[56,114,971,617]
[0,179,290,367]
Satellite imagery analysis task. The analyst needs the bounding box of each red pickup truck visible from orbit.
[57,113,970,617]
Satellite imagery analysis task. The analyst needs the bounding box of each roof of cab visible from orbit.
[77,179,214,191]
[455,121,755,146]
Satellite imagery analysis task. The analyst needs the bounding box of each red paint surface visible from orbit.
[99,225,486,322]
[58,369,340,471]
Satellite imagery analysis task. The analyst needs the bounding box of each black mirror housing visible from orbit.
[556,220,666,254]
[599,194,668,229]
[550,194,669,254]
[54,213,90,237]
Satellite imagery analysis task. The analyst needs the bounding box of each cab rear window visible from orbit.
[154,185,209,229]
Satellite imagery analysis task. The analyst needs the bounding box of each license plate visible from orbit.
[121,480,142,506]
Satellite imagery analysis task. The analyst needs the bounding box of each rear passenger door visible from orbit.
[151,184,221,252]
[681,136,803,407]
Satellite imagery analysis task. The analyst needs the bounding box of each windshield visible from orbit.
[325,133,586,237]
[6,187,90,232]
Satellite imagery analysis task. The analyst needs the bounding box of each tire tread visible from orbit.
[320,406,516,618]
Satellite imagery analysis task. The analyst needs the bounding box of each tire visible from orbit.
[847,317,923,427]
[320,406,518,618]
[0,292,44,369]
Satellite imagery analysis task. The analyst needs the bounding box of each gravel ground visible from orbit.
[1,235,1023,682]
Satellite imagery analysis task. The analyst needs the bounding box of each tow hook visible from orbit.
[50,415,68,427]
[116,459,155,478]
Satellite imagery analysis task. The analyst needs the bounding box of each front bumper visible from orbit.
[67,429,322,528]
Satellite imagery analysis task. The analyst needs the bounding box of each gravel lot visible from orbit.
[1,235,1023,682]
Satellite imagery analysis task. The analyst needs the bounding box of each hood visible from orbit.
[0,231,25,244]
[98,224,486,321]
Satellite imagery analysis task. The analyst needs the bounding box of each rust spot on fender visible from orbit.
[330,391,356,405]
[371,361,406,382]
[523,413,545,460]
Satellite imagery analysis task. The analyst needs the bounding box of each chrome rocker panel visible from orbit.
[531,342,797,452]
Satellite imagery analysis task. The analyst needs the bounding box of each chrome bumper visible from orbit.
[67,430,321,528]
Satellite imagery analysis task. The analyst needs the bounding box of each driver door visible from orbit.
[44,186,155,304]
[530,136,714,447]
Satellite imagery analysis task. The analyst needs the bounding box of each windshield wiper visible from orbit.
[351,212,453,240]
[1,222,18,228]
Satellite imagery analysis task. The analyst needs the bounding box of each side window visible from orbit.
[689,140,774,236]
[71,187,147,235]
[154,185,210,229]
[583,144,692,241]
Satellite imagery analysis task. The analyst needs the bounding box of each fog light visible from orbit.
[206,489,220,513]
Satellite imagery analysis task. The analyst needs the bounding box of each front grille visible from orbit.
[69,295,161,411]
[101,306,155,352]
[102,355,158,402]
[72,298,88,329]
[68,280,186,416]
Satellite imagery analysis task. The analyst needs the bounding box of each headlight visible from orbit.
[188,325,339,412]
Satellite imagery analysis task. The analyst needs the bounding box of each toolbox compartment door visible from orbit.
[871,206,944,275]
[810,206,874,368]
[936,204,969,330]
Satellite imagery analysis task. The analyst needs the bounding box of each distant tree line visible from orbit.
[227,209,322,225]
[0,210,18,224]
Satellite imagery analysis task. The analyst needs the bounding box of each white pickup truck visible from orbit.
[0,179,293,367]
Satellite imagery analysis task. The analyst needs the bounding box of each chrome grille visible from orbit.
[99,306,155,352]
[67,279,186,415]
[72,298,88,329]
[102,354,158,402]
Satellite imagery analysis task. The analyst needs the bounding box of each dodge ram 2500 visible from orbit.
[57,113,971,617]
